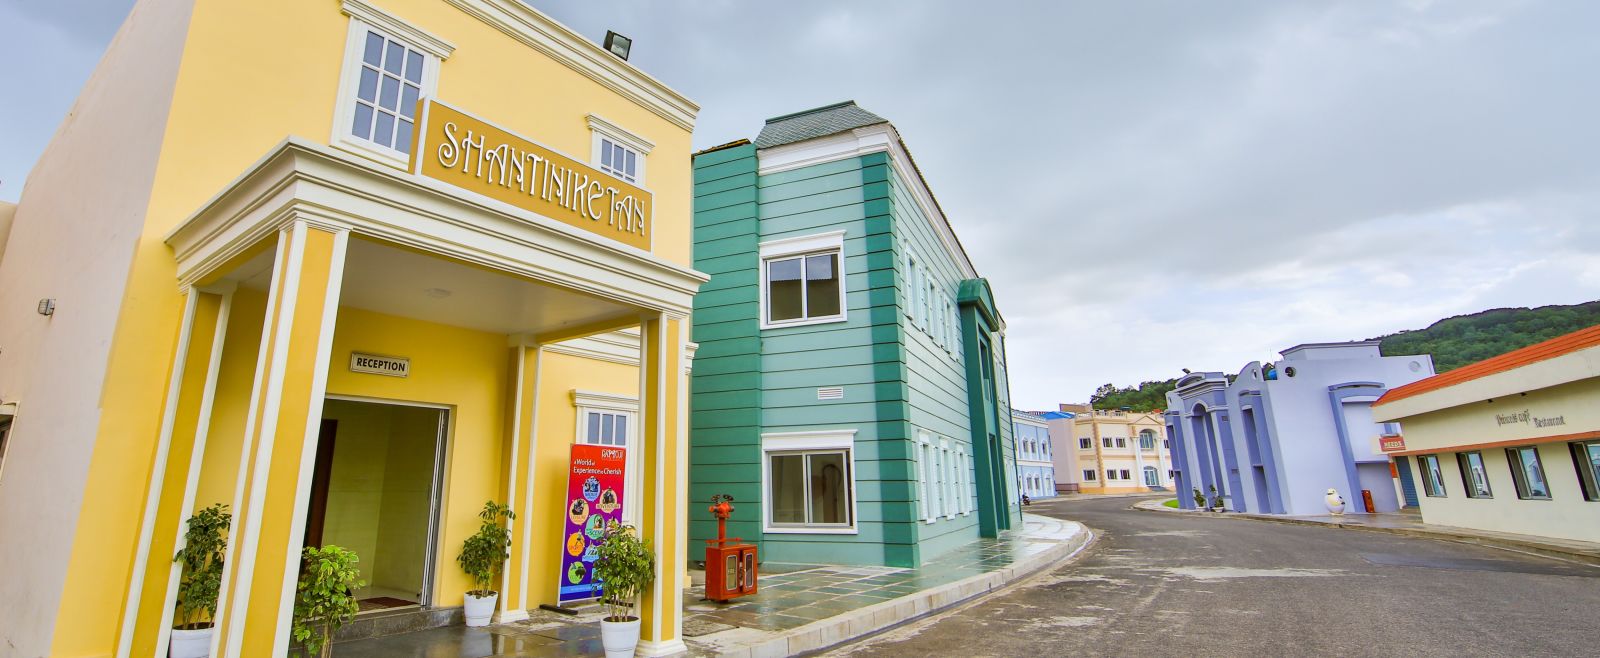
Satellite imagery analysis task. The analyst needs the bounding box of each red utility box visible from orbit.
[705,495,757,602]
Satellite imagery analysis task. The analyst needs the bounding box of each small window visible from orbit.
[1079,438,1092,450]
[1083,469,1096,481]
[1457,451,1493,499]
[1163,438,1171,449]
[1139,430,1156,450]
[1115,437,1127,448]
[1120,469,1131,480]
[1105,469,1116,481]
[769,450,852,528]
[1167,469,1174,479]
[1419,454,1447,497]
[1571,440,1600,502]
[1505,446,1551,500]
[598,138,640,183]
[760,231,847,328]
[1102,437,1113,448]
[581,410,630,447]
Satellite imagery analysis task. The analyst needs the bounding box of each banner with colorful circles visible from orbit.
[557,443,627,604]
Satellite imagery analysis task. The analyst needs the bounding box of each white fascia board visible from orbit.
[756,123,979,280]
[758,229,846,259]
[1374,347,1600,421]
[163,137,707,317]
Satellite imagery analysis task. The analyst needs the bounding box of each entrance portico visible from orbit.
[122,138,703,658]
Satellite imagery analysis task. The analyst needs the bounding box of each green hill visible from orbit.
[1374,301,1600,372]
[1087,301,1600,411]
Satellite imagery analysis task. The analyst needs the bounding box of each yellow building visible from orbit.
[0,1,703,656]
[1072,410,1174,494]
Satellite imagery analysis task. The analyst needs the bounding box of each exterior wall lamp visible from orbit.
[603,31,632,61]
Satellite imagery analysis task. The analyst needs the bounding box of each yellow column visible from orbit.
[498,339,541,621]
[637,313,686,656]
[214,221,348,657]
[118,285,234,658]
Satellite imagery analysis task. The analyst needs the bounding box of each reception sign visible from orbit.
[411,100,652,251]
[557,443,627,604]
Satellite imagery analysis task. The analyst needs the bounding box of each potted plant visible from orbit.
[170,503,230,658]
[292,545,364,658]
[1208,485,1225,512]
[592,524,654,658]
[456,501,515,627]
[1191,487,1206,509]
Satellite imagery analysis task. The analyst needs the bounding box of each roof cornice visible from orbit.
[443,0,698,131]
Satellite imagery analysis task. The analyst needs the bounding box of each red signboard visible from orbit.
[557,444,627,604]
[1379,435,1407,453]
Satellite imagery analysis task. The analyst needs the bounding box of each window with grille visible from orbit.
[348,29,427,155]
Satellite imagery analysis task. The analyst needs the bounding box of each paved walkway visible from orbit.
[332,514,1089,657]
[1134,497,1600,565]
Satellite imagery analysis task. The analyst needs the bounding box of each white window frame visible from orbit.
[331,1,453,169]
[588,114,652,184]
[1079,437,1092,450]
[904,245,918,323]
[759,230,848,329]
[572,390,639,526]
[956,446,971,516]
[940,438,957,520]
[762,430,858,534]
[1083,469,1097,481]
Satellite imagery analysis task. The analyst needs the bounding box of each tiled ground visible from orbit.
[681,526,1061,636]
[331,516,1071,656]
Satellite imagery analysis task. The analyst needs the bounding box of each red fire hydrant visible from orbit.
[704,494,757,602]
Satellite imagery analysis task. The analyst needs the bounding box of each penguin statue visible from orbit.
[1324,488,1346,515]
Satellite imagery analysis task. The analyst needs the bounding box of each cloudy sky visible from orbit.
[3,0,1598,409]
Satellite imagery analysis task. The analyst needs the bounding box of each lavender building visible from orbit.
[1164,341,1435,515]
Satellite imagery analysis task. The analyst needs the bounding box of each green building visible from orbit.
[689,102,1022,567]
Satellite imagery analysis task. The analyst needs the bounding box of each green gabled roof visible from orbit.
[754,101,888,149]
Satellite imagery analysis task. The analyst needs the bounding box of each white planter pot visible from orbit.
[463,591,498,627]
[1325,489,1346,515]
[600,617,641,658]
[169,626,213,658]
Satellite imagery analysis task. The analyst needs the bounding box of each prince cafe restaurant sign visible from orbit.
[410,100,653,251]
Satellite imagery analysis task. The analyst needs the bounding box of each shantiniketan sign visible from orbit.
[558,444,627,604]
[411,100,652,251]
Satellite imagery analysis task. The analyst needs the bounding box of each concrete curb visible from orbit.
[699,516,1093,658]
[1131,498,1600,567]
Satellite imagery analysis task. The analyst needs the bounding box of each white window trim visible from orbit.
[953,445,966,518]
[762,429,858,534]
[758,230,848,330]
[572,389,639,525]
[588,114,653,184]
[331,3,451,170]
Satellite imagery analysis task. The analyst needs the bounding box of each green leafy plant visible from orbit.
[457,501,516,596]
[591,524,654,623]
[172,503,231,630]
[293,545,364,658]
[1192,487,1206,508]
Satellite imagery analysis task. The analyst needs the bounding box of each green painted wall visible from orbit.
[689,144,764,553]
[689,144,1021,569]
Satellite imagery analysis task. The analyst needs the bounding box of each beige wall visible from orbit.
[1393,377,1600,542]
[0,1,196,653]
[0,201,15,264]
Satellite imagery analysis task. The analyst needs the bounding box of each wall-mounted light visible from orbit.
[603,30,632,61]
[37,299,55,316]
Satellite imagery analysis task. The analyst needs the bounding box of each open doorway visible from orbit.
[304,398,448,612]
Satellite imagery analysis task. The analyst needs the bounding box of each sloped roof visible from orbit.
[1375,323,1600,406]
[754,101,888,149]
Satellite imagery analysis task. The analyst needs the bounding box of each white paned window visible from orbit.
[763,430,857,533]
[904,248,918,322]
[760,231,847,329]
[598,138,639,182]
[588,114,652,185]
[573,391,638,448]
[941,441,956,519]
[1083,469,1097,481]
[332,8,449,169]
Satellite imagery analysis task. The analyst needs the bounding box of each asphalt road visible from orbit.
[823,495,1600,657]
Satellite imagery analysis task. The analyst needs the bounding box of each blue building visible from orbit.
[1013,411,1057,499]
[1164,341,1435,515]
